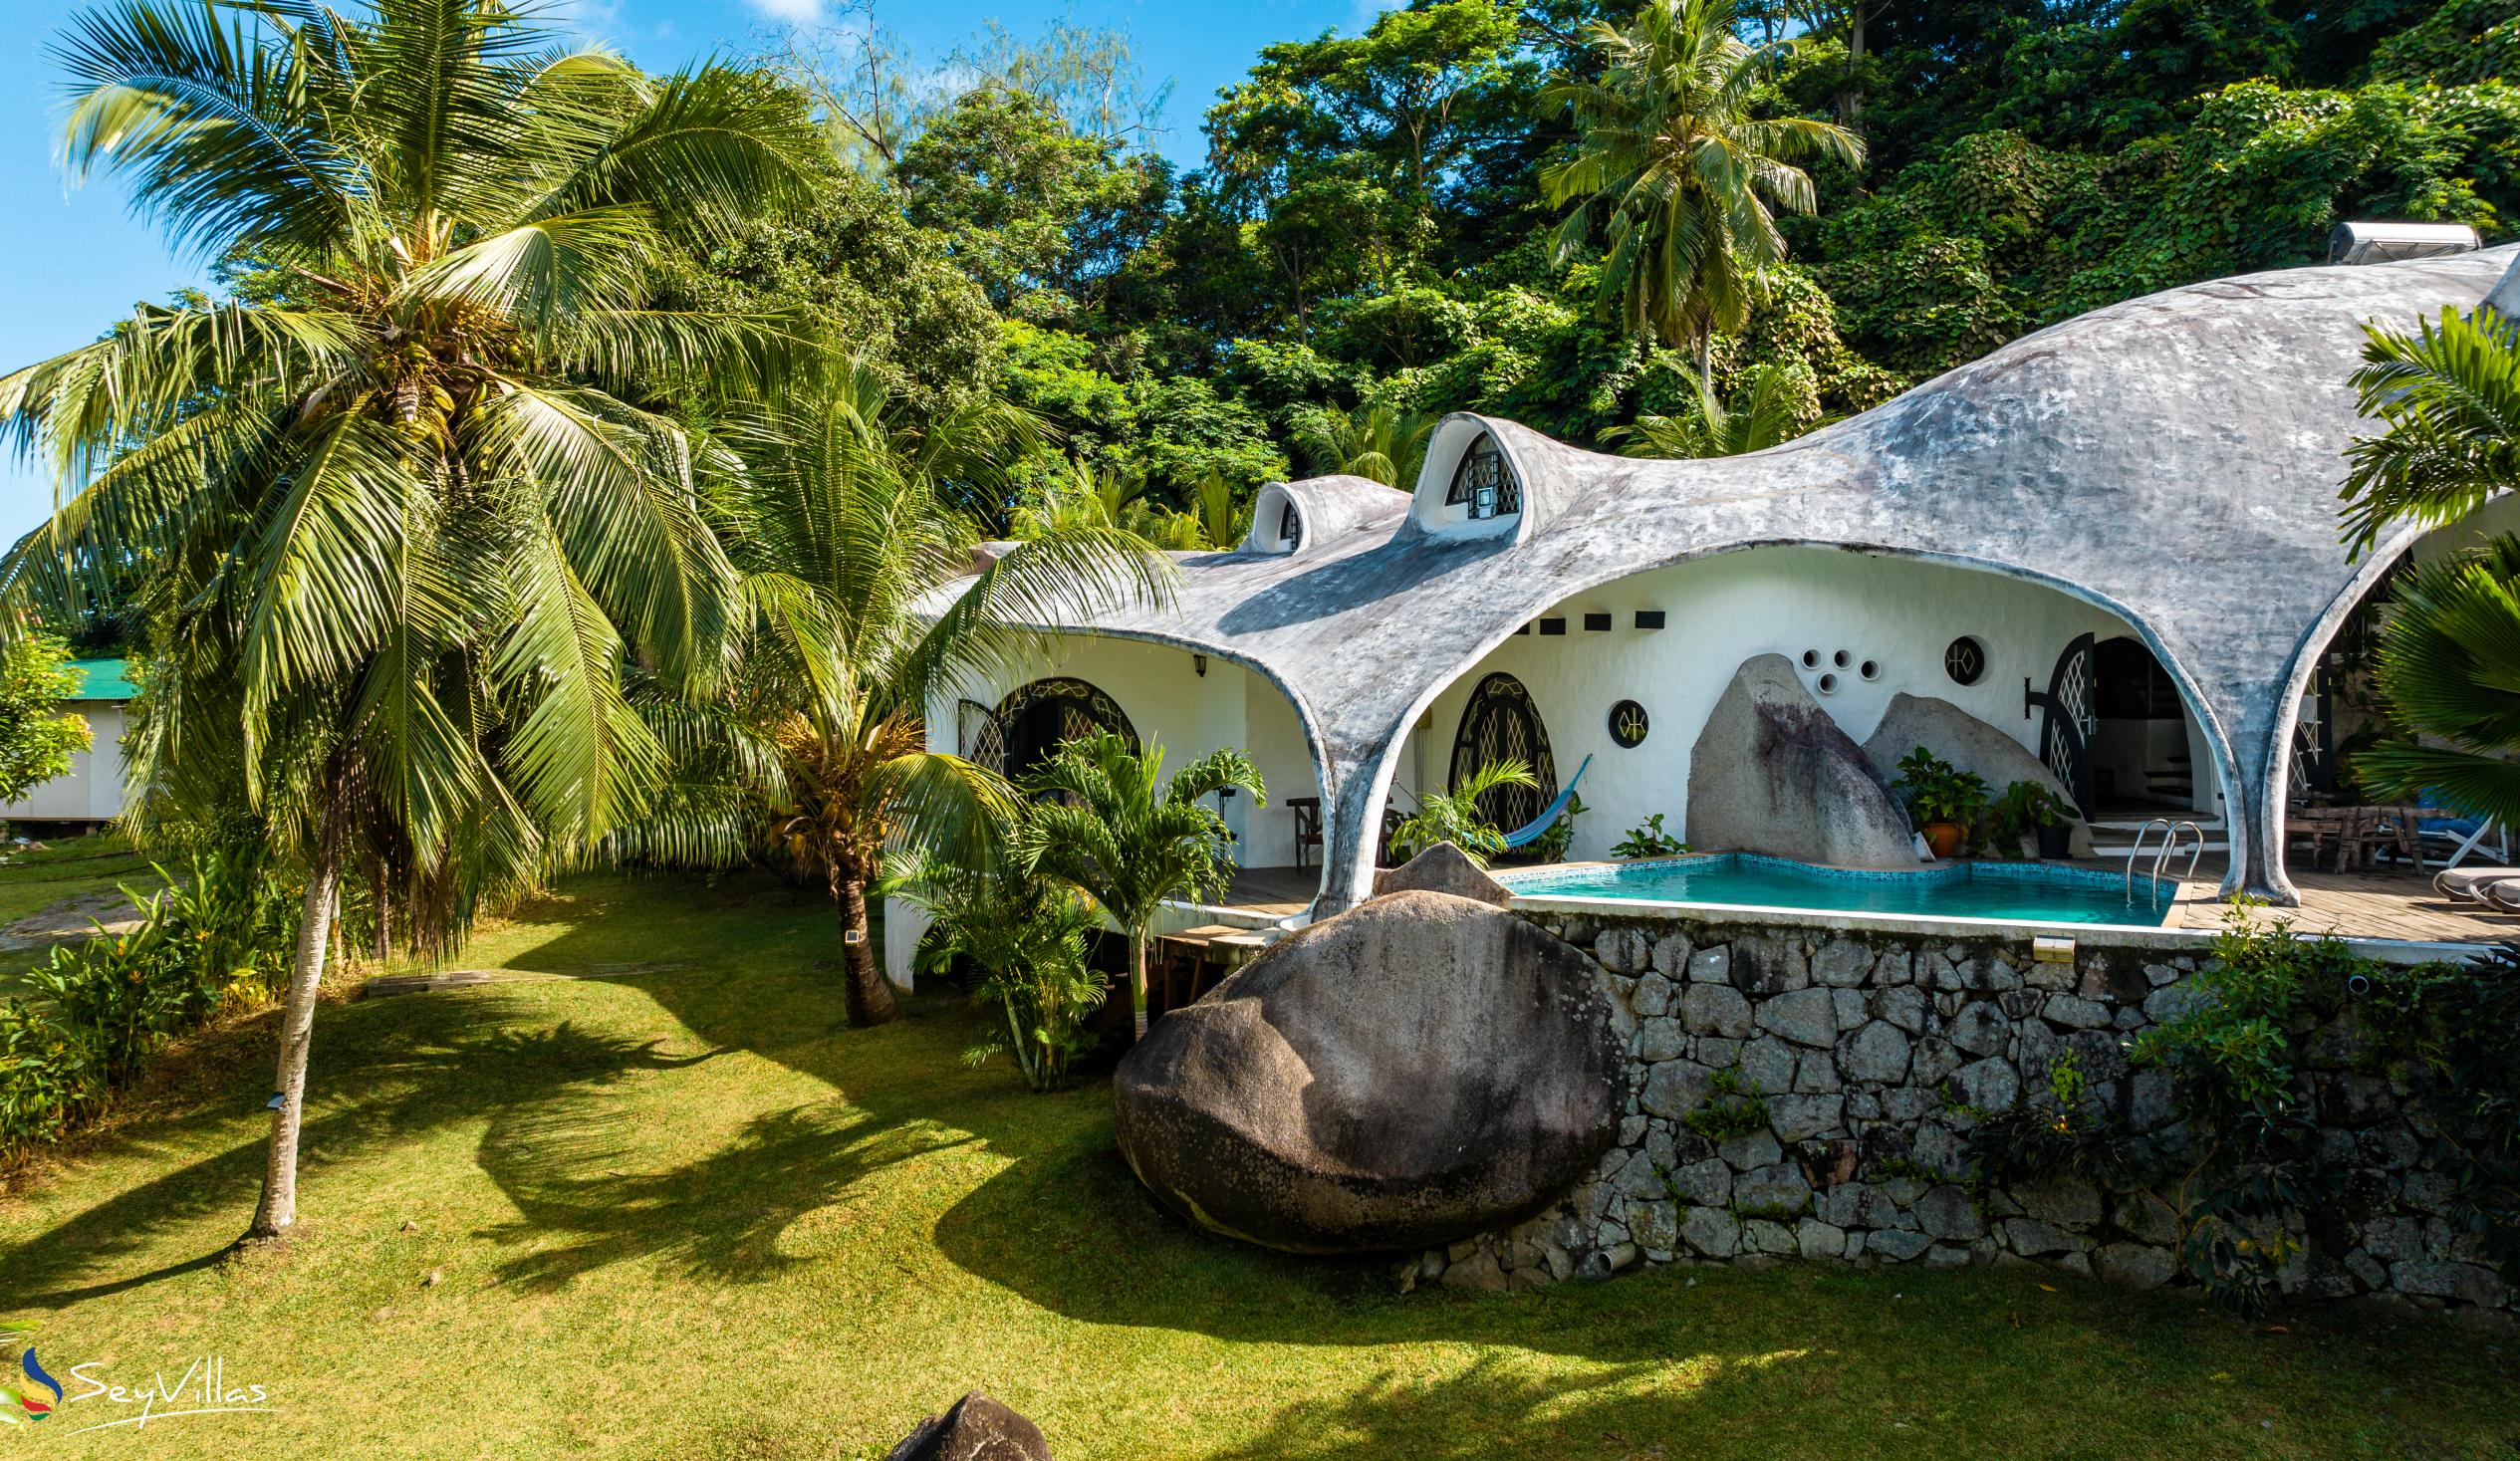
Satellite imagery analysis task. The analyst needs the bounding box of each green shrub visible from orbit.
[1972,903,2520,1312]
[0,847,295,1161]
[1890,748,1990,831]
[1610,814,1686,859]
[908,851,1109,1093]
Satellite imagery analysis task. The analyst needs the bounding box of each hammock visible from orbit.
[1499,754,1593,850]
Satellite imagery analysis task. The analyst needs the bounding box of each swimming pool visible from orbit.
[1504,853,2176,928]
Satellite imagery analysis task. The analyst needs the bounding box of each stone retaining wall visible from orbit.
[1410,909,2513,1322]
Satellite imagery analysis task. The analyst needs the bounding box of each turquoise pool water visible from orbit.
[1505,853,2174,927]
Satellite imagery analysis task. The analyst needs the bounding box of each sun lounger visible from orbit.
[2435,866,2520,901]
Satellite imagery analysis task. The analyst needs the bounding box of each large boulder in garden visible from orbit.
[1112,890,1625,1253]
[884,1392,1052,1461]
[1687,653,1917,868]
[1371,841,1513,904]
[1861,692,2095,855]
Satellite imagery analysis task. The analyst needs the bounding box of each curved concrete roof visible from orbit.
[944,245,2520,912]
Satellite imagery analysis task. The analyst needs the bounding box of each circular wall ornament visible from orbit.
[1944,636,1988,687]
[1608,699,1649,748]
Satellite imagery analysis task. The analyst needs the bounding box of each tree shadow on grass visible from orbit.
[1197,1354,1789,1461]
[470,1097,979,1290]
[0,991,723,1312]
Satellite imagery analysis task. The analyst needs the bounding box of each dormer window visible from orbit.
[1444,433,1519,519]
[1279,499,1302,552]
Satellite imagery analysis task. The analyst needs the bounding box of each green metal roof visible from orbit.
[64,659,137,702]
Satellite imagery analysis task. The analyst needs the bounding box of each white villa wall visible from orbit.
[2409,492,2520,563]
[1406,547,2218,861]
[926,635,1325,859]
[889,635,1329,987]
[0,702,126,824]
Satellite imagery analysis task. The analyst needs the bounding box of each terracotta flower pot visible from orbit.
[1922,822,1963,858]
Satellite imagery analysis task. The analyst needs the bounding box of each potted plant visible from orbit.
[1992,780,2076,859]
[1891,747,1990,858]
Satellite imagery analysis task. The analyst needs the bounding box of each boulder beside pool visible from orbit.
[1112,889,1626,1254]
[1861,692,2096,856]
[1687,652,1918,869]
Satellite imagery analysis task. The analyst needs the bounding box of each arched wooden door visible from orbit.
[1449,672,1557,830]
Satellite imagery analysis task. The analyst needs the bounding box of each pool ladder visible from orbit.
[2124,819,2205,899]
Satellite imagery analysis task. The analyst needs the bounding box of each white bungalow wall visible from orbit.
[0,702,128,824]
[928,635,1322,858]
[1399,546,2220,860]
[888,635,1329,988]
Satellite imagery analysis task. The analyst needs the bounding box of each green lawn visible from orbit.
[0,871,2513,1459]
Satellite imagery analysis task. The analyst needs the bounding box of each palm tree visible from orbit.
[615,363,1172,1026]
[2337,307,2520,823]
[0,0,822,1239]
[1541,0,1866,388]
[1294,403,1440,488]
[1021,731,1263,1040]
[1010,459,1245,551]
[1388,759,1539,866]
[2353,539,2520,826]
[1606,365,1831,458]
[2340,306,2520,556]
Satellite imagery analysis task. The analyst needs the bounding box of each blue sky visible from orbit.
[0,0,1381,544]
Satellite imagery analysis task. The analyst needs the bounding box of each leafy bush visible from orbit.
[1610,814,1686,859]
[0,848,295,1160]
[1890,747,1990,830]
[1966,1049,2135,1189]
[1527,792,1586,863]
[1971,904,2520,1311]
[908,852,1108,1093]
[1986,780,2074,857]
[1388,759,1537,867]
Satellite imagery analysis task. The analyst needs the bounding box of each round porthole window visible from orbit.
[1860,659,1881,681]
[1801,649,1821,669]
[1833,649,1851,668]
[1944,636,1987,687]
[1609,699,1649,748]
[1816,672,1840,695]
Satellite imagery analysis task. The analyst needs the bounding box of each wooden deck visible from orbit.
[1218,864,1322,916]
[2160,860,2513,945]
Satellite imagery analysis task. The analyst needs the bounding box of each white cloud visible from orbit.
[745,0,828,23]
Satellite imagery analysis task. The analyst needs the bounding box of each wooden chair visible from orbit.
[2343,805,2425,871]
[2287,807,2347,872]
[1287,797,1323,869]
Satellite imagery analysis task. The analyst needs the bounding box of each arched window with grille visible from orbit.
[1278,498,1302,552]
[1443,433,1520,520]
[973,677,1138,783]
